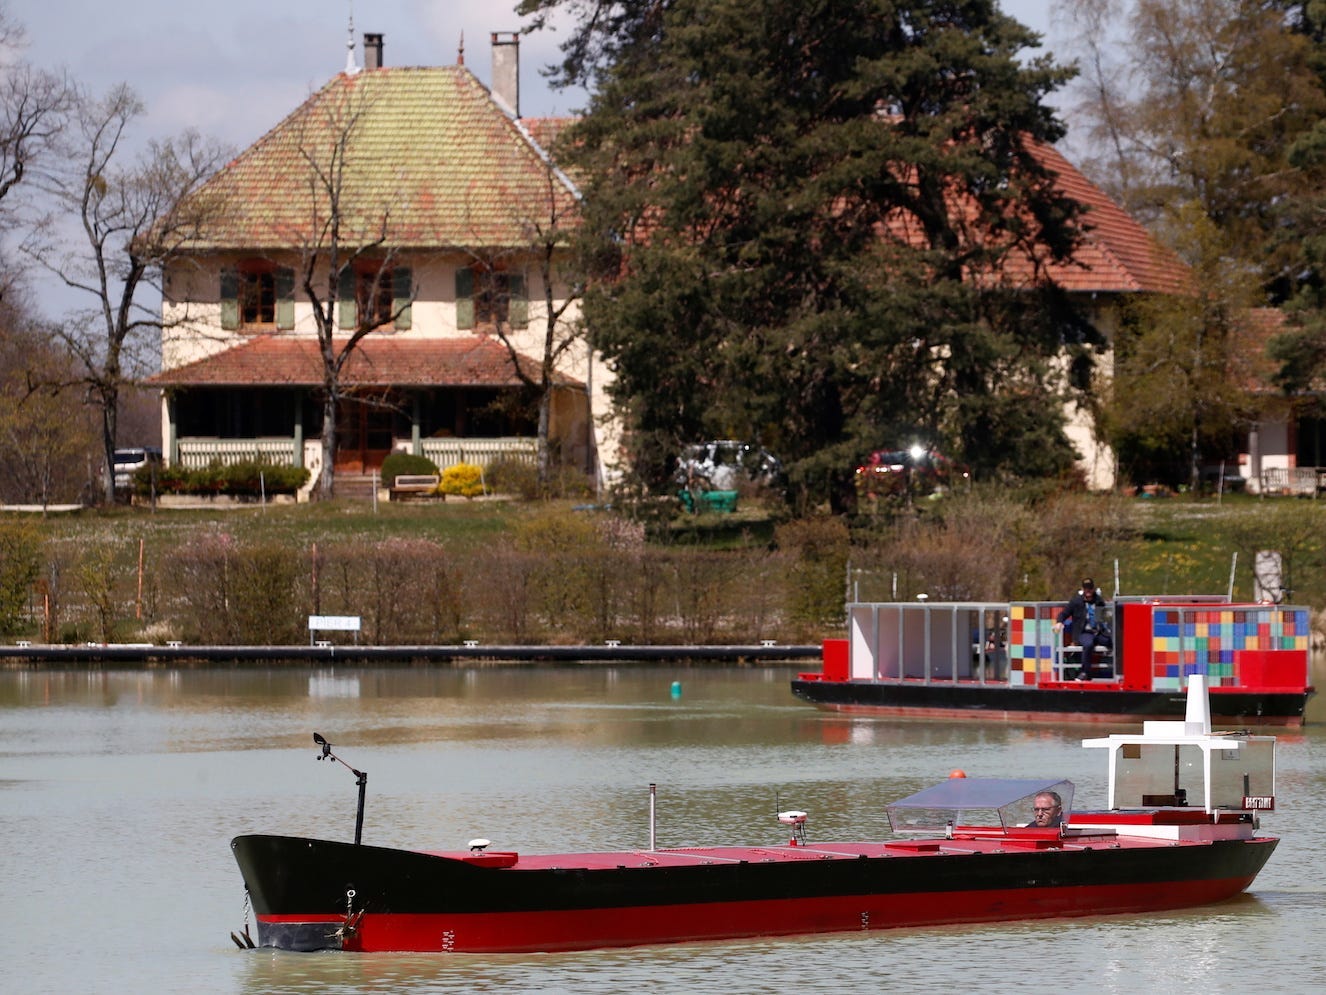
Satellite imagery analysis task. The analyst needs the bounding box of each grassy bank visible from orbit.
[2,490,1323,646]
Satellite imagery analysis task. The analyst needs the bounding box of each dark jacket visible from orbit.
[1057,589,1106,634]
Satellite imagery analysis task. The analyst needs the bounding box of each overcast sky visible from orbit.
[16,0,1068,154]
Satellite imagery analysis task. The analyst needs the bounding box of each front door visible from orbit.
[334,398,395,473]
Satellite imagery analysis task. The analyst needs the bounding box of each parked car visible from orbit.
[113,446,162,492]
[855,444,968,498]
[674,440,782,492]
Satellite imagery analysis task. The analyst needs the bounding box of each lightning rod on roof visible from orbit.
[345,0,360,75]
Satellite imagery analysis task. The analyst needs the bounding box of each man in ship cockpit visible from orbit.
[1052,577,1113,681]
[1030,791,1064,828]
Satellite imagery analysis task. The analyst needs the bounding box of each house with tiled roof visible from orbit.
[150,31,1219,496]
[152,33,607,497]
[1227,308,1326,494]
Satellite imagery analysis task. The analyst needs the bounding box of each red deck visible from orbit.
[418,821,1230,871]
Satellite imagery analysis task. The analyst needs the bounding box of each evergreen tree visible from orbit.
[534,0,1089,509]
[1269,2,1326,396]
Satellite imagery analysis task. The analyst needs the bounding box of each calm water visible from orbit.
[3,664,1325,995]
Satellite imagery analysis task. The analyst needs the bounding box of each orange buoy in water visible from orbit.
[949,769,967,779]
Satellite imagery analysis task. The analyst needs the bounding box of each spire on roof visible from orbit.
[458,31,465,66]
[345,0,360,75]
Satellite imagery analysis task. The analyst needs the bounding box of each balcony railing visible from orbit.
[174,436,538,471]
[420,436,538,469]
[1260,467,1324,496]
[177,438,298,469]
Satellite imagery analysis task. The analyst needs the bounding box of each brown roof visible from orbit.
[184,67,579,251]
[876,140,1192,295]
[1027,142,1191,295]
[149,335,583,389]
[1232,307,1287,392]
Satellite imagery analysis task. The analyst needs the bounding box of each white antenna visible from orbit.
[344,0,360,74]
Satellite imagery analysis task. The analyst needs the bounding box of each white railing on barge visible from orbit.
[848,599,1120,685]
[848,601,1014,684]
[850,596,1310,691]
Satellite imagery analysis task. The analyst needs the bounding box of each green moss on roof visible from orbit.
[186,67,578,252]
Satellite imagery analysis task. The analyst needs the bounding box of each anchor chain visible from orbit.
[331,887,364,947]
[230,889,256,949]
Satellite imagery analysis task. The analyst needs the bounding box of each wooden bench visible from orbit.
[389,474,440,499]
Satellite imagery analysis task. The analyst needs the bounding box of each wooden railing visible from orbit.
[176,439,298,469]
[419,437,538,469]
[174,436,538,472]
[1260,467,1324,496]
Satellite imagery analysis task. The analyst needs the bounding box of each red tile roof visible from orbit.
[874,140,1191,295]
[149,335,582,389]
[1026,142,1191,295]
[1232,307,1287,392]
[184,67,579,251]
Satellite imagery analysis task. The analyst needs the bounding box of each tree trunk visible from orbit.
[99,385,119,505]
[319,388,337,500]
[537,389,551,487]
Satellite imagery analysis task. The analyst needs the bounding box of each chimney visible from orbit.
[364,33,384,70]
[491,31,519,116]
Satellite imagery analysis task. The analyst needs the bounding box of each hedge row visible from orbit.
[22,511,845,646]
[135,460,310,496]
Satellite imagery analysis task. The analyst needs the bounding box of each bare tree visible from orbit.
[0,62,69,209]
[0,290,97,506]
[284,81,411,500]
[22,83,229,502]
[0,3,73,304]
[470,153,585,489]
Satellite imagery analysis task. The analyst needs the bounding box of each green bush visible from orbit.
[142,460,309,496]
[486,457,540,499]
[0,521,41,635]
[381,452,439,488]
[776,516,851,629]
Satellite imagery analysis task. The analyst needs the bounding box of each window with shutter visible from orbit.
[275,267,295,330]
[356,266,394,329]
[392,266,412,330]
[337,267,356,330]
[456,266,475,330]
[226,260,287,330]
[220,268,239,331]
[508,272,528,329]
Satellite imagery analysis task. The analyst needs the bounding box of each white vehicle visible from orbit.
[113,447,162,491]
[675,440,781,491]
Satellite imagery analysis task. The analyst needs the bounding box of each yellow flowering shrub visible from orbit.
[439,462,486,498]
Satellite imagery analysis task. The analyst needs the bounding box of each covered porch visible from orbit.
[149,334,590,491]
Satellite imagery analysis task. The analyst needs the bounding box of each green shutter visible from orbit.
[220,267,239,331]
[393,266,412,330]
[509,272,528,329]
[337,267,356,330]
[456,266,474,330]
[275,267,295,330]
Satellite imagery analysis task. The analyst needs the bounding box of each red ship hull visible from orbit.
[790,676,1312,726]
[233,829,1277,953]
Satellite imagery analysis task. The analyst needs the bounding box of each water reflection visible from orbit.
[3,664,1325,995]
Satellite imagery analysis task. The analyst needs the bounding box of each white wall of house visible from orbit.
[161,250,624,487]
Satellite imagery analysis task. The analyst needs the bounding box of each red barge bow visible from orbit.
[231,678,1279,953]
